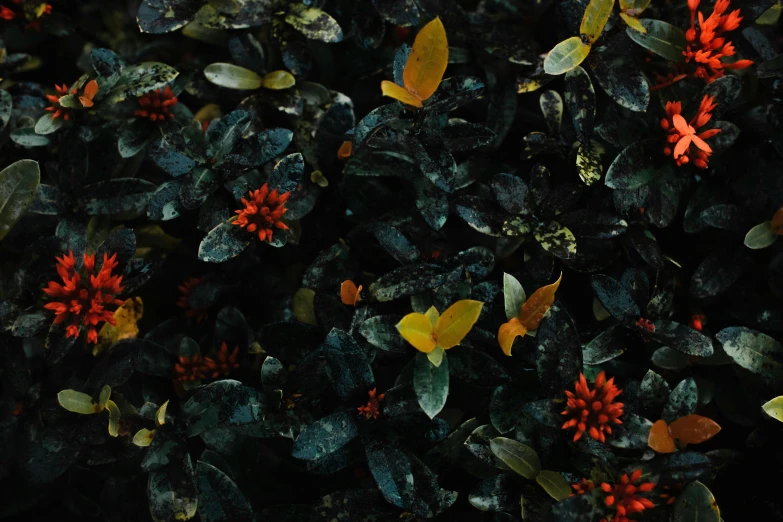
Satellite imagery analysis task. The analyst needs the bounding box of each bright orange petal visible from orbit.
[673,135,692,158]
[83,80,99,100]
[672,114,690,135]
[690,135,712,153]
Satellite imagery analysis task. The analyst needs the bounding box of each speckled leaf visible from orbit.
[422,76,485,115]
[651,320,714,357]
[690,252,744,298]
[491,173,530,215]
[118,120,151,158]
[701,75,741,119]
[323,328,374,400]
[448,346,510,389]
[373,0,419,26]
[375,226,420,264]
[576,140,603,186]
[536,303,582,397]
[588,51,649,112]
[267,153,304,194]
[147,455,198,522]
[639,370,670,419]
[414,178,448,230]
[198,222,249,263]
[673,481,721,522]
[442,120,495,152]
[662,377,698,423]
[369,264,447,302]
[564,66,595,141]
[605,140,661,190]
[243,128,293,167]
[0,89,11,130]
[715,327,783,383]
[652,346,691,370]
[206,110,251,161]
[539,90,563,135]
[83,178,157,216]
[549,489,604,521]
[608,412,652,449]
[291,410,358,461]
[360,316,409,354]
[534,221,577,259]
[591,274,639,322]
[196,461,252,522]
[583,325,625,364]
[149,135,197,177]
[147,180,183,221]
[0,160,40,241]
[627,19,687,61]
[285,5,343,43]
[468,475,519,512]
[558,209,627,239]
[414,351,449,418]
[108,62,179,103]
[137,0,201,34]
[352,104,403,150]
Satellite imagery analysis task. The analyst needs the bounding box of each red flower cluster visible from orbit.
[204,342,240,379]
[599,470,655,522]
[46,84,76,121]
[176,277,208,323]
[561,371,624,443]
[357,388,385,420]
[135,86,178,122]
[571,478,596,496]
[635,317,655,332]
[684,0,752,83]
[0,1,51,30]
[174,354,207,382]
[661,95,721,169]
[233,184,291,243]
[43,251,125,344]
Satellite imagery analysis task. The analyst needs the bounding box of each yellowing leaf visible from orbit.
[293,288,318,325]
[536,470,573,501]
[106,399,120,437]
[381,80,424,108]
[518,273,562,331]
[58,389,99,414]
[648,419,676,453]
[397,312,437,353]
[133,428,156,447]
[543,37,591,75]
[156,400,169,426]
[427,345,445,367]
[581,0,615,45]
[340,280,363,306]
[425,306,440,328]
[263,70,296,90]
[498,317,528,357]
[94,297,143,356]
[403,17,448,102]
[668,414,721,445]
[435,299,484,349]
[620,12,647,33]
[98,385,111,411]
[762,396,783,422]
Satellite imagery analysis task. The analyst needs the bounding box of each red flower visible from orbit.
[561,371,624,443]
[1,1,51,30]
[43,251,125,344]
[357,388,385,420]
[176,277,208,323]
[683,0,752,83]
[635,317,655,332]
[45,84,76,120]
[0,6,14,19]
[134,86,178,122]
[661,95,722,169]
[599,469,655,522]
[174,354,207,382]
[204,342,240,379]
[233,184,291,243]
[571,478,596,496]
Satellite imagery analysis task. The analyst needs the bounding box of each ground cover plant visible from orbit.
[0,0,782,520]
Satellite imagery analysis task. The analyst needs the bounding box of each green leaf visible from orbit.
[605,139,663,190]
[137,0,201,34]
[762,396,783,422]
[414,351,449,419]
[196,461,253,522]
[262,70,296,90]
[323,328,375,401]
[503,272,526,321]
[627,19,687,62]
[148,455,199,522]
[34,113,64,135]
[98,385,111,410]
[744,221,777,249]
[285,5,344,43]
[489,437,541,479]
[543,36,591,75]
[57,389,98,414]
[10,128,50,148]
[536,470,572,501]
[715,327,783,383]
[0,89,11,131]
[204,63,262,90]
[291,409,359,461]
[0,159,40,241]
[673,481,720,522]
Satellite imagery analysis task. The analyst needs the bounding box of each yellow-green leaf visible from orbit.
[434,299,484,349]
[97,385,111,411]
[489,437,541,479]
[581,0,615,45]
[403,17,448,101]
[58,389,99,414]
[106,399,120,437]
[427,345,445,367]
[620,12,647,33]
[263,70,296,90]
[762,396,783,422]
[156,400,169,426]
[293,288,318,326]
[543,37,591,75]
[381,80,424,107]
[425,306,439,328]
[133,428,156,447]
[536,470,572,501]
[498,317,528,357]
[756,3,782,25]
[519,273,562,331]
[204,63,262,90]
[397,312,437,353]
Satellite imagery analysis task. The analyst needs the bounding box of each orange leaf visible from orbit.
[498,317,527,357]
[518,273,562,331]
[83,80,98,99]
[403,17,448,102]
[668,414,721,445]
[337,141,353,160]
[381,80,423,108]
[772,206,783,235]
[648,419,676,453]
[340,280,363,306]
[79,97,94,108]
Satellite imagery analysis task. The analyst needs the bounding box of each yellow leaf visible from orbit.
[156,400,169,426]
[58,390,99,414]
[543,37,591,75]
[620,13,647,33]
[403,17,448,102]
[434,299,484,350]
[518,273,562,331]
[381,80,424,108]
[310,170,329,187]
[581,0,615,45]
[263,70,296,90]
[498,317,528,357]
[293,288,318,325]
[648,419,676,453]
[427,345,445,367]
[133,428,156,447]
[397,312,437,353]
[668,414,721,445]
[619,0,651,15]
[106,399,120,437]
[94,297,143,356]
[762,396,783,422]
[425,306,440,328]
[194,103,222,124]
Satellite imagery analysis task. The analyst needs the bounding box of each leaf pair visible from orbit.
[397,299,483,366]
[133,401,169,447]
[648,414,721,453]
[498,273,562,356]
[79,80,99,107]
[381,17,448,108]
[58,385,121,437]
